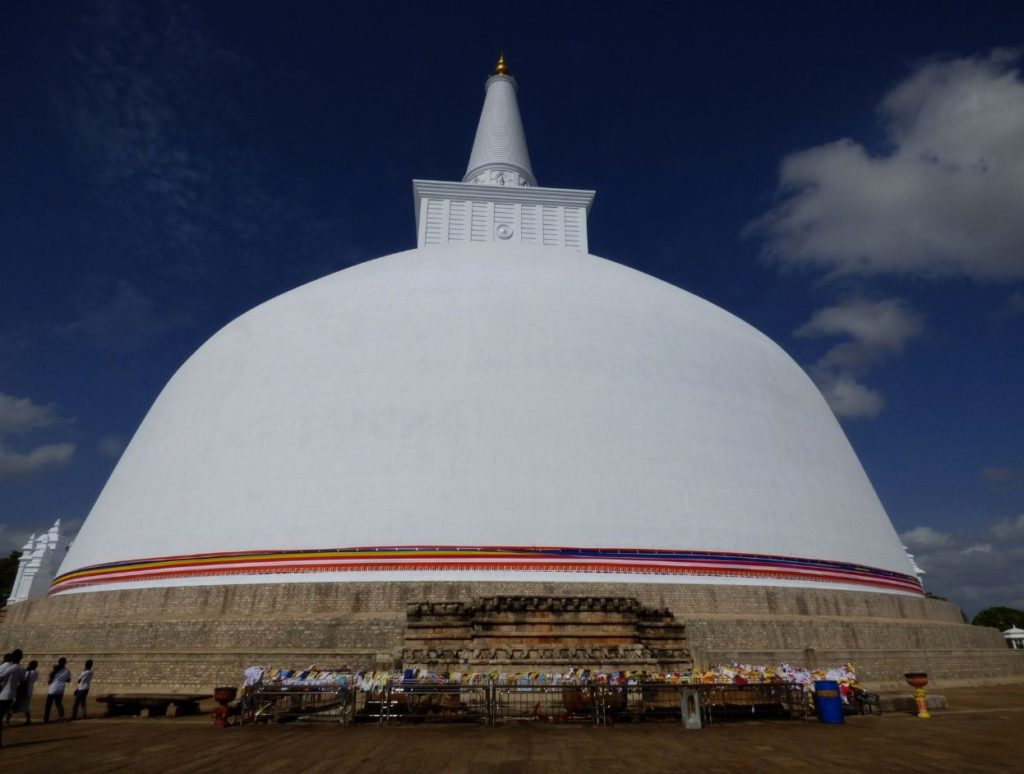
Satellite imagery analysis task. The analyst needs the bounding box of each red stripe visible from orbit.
[50,556,921,594]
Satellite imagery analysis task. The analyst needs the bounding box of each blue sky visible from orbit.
[2,1,1022,614]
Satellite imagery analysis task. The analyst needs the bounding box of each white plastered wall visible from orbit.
[61,245,915,585]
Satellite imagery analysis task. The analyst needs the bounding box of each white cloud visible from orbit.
[59,2,334,282]
[796,298,925,366]
[97,434,127,458]
[809,373,884,419]
[65,2,229,266]
[795,298,923,419]
[0,443,76,480]
[751,49,1024,280]
[981,465,1024,482]
[981,465,1024,491]
[58,281,188,353]
[901,525,959,551]
[991,514,1024,542]
[0,392,61,434]
[901,516,1024,615]
[0,391,76,479]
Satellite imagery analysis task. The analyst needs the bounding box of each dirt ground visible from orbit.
[1,684,1022,773]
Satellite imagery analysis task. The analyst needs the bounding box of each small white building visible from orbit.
[1003,626,1024,650]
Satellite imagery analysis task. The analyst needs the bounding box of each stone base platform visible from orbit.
[1,580,1021,692]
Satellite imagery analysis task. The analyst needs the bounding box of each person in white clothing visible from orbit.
[0,649,26,747]
[6,659,38,726]
[71,659,94,720]
[44,657,72,723]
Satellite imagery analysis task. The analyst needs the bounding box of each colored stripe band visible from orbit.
[50,546,924,595]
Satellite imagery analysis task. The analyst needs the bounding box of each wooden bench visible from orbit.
[95,693,212,718]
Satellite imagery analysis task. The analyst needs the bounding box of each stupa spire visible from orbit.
[413,56,593,251]
[463,53,536,187]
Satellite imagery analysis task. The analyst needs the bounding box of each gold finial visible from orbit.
[494,52,509,76]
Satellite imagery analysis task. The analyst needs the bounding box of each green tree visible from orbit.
[0,550,22,606]
[971,606,1024,631]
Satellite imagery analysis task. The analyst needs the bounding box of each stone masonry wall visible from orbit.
[1,581,968,627]
[1,580,1019,693]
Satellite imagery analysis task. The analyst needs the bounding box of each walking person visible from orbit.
[0,649,26,748]
[44,657,72,723]
[71,659,94,720]
[6,660,38,726]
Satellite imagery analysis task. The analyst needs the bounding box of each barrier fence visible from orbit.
[241,681,809,726]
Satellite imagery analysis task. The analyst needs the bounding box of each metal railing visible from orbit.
[364,683,490,725]
[694,683,808,724]
[242,685,356,725]
[242,680,809,726]
[491,683,607,725]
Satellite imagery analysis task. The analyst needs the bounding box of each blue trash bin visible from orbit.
[814,680,845,724]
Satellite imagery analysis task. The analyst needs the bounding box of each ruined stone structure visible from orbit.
[401,596,692,674]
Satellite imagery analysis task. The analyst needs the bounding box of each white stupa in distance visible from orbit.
[53,56,921,597]
[9,519,65,603]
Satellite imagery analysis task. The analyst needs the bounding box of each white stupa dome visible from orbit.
[53,59,920,597]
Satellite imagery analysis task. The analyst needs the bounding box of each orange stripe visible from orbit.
[50,556,922,594]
